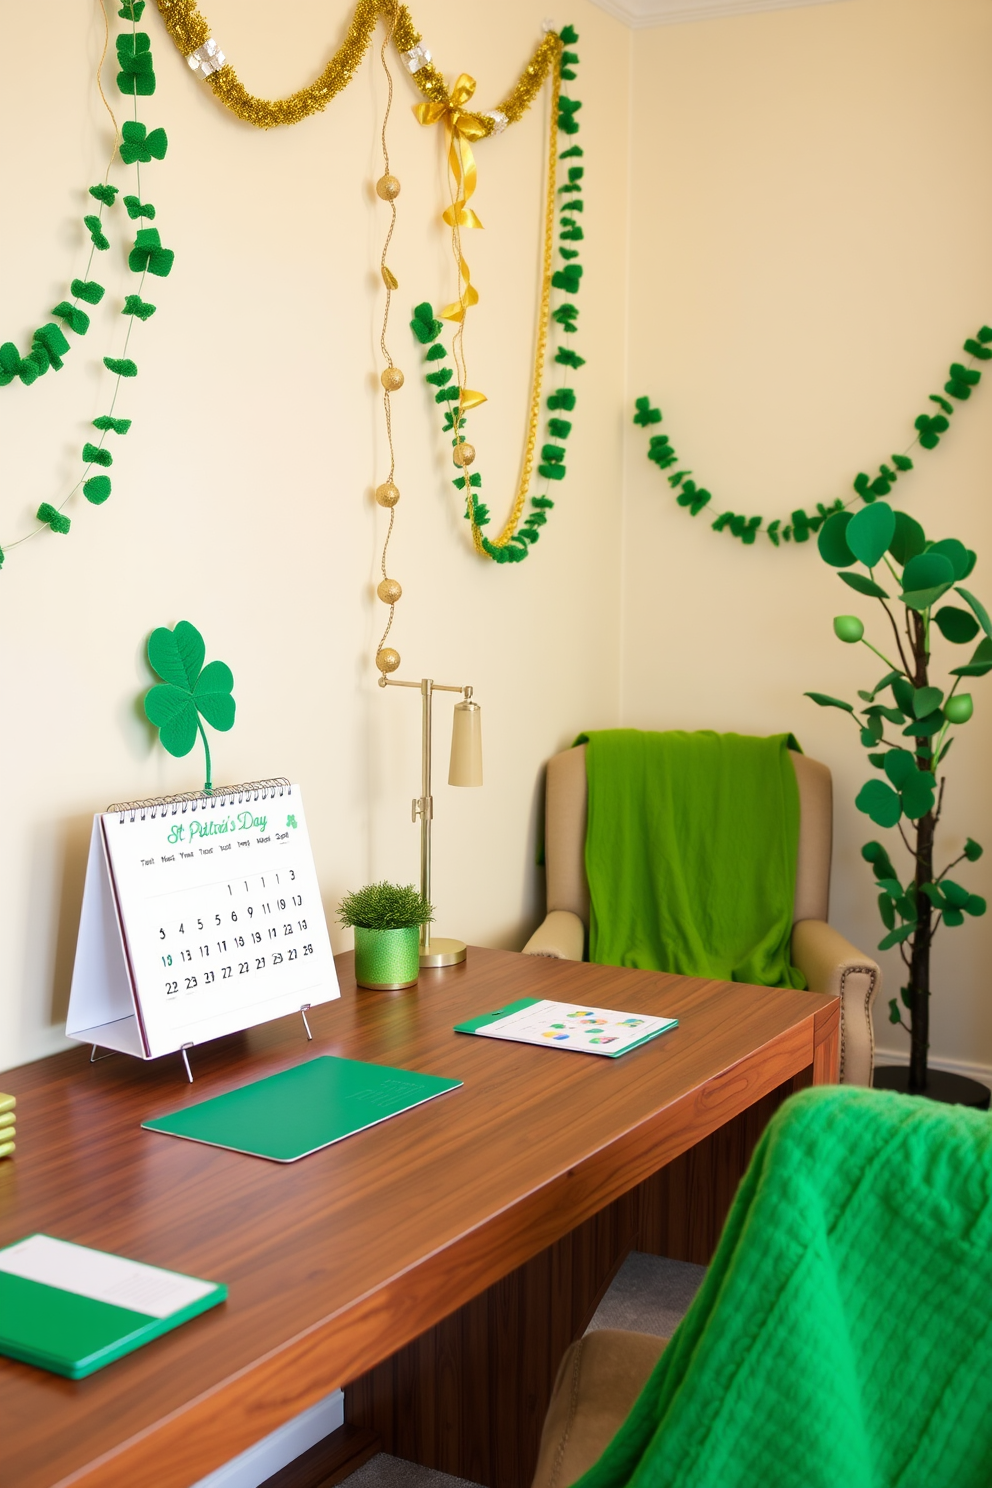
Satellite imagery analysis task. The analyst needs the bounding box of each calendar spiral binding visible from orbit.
[107,778,292,822]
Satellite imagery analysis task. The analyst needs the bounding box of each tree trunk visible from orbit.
[908,608,931,1094]
[908,810,933,1093]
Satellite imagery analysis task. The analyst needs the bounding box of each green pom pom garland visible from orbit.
[410,27,584,565]
[633,326,992,549]
[0,7,171,569]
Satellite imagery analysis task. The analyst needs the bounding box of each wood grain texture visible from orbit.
[0,948,835,1488]
[348,1073,808,1488]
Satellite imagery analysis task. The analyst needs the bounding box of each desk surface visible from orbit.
[1,948,837,1488]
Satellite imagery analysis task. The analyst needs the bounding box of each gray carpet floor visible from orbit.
[344,1252,705,1488]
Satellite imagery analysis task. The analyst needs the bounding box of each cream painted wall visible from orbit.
[5,0,990,1080]
[623,0,992,1069]
[0,0,629,1070]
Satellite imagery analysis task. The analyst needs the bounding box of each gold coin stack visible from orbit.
[0,1093,15,1159]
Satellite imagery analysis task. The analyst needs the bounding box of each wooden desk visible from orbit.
[1,949,838,1488]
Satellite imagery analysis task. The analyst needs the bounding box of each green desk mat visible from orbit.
[143,1055,462,1162]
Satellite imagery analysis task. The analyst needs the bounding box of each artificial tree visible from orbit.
[807,500,990,1095]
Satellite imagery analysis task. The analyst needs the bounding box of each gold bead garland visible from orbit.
[154,0,559,136]
[373,4,404,679]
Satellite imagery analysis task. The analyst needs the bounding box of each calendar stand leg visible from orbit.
[300,1005,313,1042]
[180,1043,195,1083]
[89,1045,115,1064]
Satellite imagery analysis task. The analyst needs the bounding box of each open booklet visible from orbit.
[454,997,678,1058]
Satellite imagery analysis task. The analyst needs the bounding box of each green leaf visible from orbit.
[839,571,889,600]
[942,879,971,909]
[930,538,971,580]
[889,511,926,566]
[805,691,855,713]
[875,876,904,899]
[846,501,895,568]
[954,586,992,639]
[934,605,980,644]
[860,719,883,747]
[883,748,917,788]
[148,620,204,689]
[950,636,992,677]
[902,709,944,738]
[864,704,905,724]
[878,892,896,930]
[878,923,914,950]
[891,676,916,715]
[903,550,954,593]
[868,669,903,701]
[902,584,954,612]
[942,908,965,927]
[863,840,897,880]
[817,510,855,567]
[856,778,902,827]
[964,838,984,861]
[913,685,944,718]
[965,894,987,917]
[143,683,198,757]
[868,753,887,769]
[887,998,902,1024]
[193,660,236,731]
[900,770,936,820]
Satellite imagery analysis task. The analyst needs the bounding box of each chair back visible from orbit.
[544,743,832,928]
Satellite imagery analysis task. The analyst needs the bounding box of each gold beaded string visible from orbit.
[448,49,561,553]
[154,0,559,136]
[490,54,561,549]
[372,7,405,678]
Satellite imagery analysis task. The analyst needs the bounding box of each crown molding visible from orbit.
[587,0,849,29]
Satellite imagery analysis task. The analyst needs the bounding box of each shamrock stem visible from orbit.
[197,718,213,795]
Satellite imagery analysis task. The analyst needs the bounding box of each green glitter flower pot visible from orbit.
[354,925,421,990]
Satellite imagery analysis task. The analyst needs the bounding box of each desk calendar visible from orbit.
[67,780,339,1063]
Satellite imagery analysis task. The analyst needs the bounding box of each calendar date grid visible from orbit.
[155,869,315,998]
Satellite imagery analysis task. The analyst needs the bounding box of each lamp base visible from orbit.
[420,937,467,968]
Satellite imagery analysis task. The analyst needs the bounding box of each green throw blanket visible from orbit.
[578,729,805,988]
[577,1086,992,1488]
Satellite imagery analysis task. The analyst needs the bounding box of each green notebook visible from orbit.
[0,1234,226,1379]
[143,1055,462,1162]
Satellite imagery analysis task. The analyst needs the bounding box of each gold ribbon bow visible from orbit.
[415,73,487,326]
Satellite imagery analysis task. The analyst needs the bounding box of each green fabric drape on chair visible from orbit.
[577,729,805,988]
[572,1085,992,1488]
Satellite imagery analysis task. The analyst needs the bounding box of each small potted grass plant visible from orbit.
[338,881,434,990]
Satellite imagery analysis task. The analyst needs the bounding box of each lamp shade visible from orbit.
[448,700,483,786]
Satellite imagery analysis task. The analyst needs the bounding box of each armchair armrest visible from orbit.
[792,918,881,1087]
[523,910,585,962]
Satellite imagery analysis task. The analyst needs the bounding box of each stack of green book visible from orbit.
[0,1093,15,1159]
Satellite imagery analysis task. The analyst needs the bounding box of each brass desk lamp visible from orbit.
[379,673,483,966]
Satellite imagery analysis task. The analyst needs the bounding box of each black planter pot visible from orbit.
[873,1064,991,1110]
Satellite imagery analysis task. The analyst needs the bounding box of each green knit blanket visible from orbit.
[577,730,805,988]
[576,1087,992,1488]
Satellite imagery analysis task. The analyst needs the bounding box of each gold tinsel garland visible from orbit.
[154,0,560,133]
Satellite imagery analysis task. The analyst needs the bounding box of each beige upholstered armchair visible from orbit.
[523,744,880,1085]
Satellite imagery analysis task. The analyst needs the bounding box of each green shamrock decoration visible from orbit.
[119,121,168,165]
[116,32,156,96]
[128,228,174,278]
[143,621,236,793]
